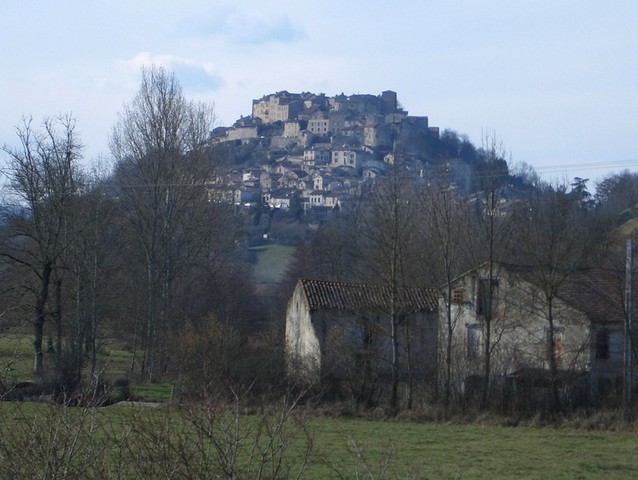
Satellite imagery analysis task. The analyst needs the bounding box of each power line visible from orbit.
[533,159,638,174]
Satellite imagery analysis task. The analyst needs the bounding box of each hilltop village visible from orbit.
[210,90,439,213]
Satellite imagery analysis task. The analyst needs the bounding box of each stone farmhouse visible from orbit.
[442,263,632,405]
[285,279,439,401]
[285,264,635,406]
[210,90,438,213]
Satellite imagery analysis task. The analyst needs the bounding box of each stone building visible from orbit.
[442,263,630,405]
[285,279,439,400]
[252,91,304,123]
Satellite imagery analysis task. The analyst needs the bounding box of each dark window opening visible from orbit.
[476,278,499,316]
[596,330,610,360]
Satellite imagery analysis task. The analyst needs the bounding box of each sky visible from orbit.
[1,0,637,187]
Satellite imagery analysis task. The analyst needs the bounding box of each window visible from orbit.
[596,329,610,360]
[452,288,465,304]
[546,326,565,359]
[467,324,481,359]
[554,334,564,358]
[476,278,499,316]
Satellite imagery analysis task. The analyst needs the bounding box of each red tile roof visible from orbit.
[299,279,437,313]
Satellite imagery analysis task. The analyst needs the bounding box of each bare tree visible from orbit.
[512,182,592,412]
[286,214,363,285]
[110,66,223,381]
[359,165,420,412]
[62,162,119,385]
[464,133,512,408]
[418,180,469,405]
[1,115,82,376]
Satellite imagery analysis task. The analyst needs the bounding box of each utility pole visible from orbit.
[624,238,632,418]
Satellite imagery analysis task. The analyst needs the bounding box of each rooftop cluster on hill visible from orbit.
[210,90,440,214]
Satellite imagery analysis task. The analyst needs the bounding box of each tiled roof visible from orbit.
[556,268,632,325]
[299,279,437,313]
[505,264,632,325]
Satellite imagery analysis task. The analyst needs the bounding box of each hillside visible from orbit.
[208,90,520,226]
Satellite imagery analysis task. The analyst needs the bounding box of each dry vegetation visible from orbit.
[1,398,638,479]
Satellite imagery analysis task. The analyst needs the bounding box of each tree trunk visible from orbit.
[146,256,158,382]
[547,299,561,413]
[54,278,63,371]
[482,317,492,409]
[405,315,413,409]
[33,262,53,376]
[389,311,400,414]
[445,291,453,406]
[90,249,98,377]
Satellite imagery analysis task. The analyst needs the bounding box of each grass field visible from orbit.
[1,401,637,479]
[2,300,637,477]
[0,333,36,383]
[249,243,296,283]
[308,418,638,478]
[0,333,177,403]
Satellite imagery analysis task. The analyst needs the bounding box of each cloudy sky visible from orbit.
[2,0,636,186]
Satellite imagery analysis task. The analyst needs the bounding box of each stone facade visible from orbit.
[286,279,439,387]
[441,263,630,404]
[252,91,304,123]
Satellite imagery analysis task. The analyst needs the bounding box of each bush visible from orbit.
[0,391,314,479]
[174,314,241,398]
[113,378,131,402]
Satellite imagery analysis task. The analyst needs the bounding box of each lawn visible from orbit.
[249,243,296,283]
[0,333,35,383]
[307,418,638,478]
[0,332,130,382]
[129,382,175,402]
[0,333,176,403]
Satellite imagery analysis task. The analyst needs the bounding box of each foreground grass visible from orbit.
[1,333,637,477]
[310,417,638,478]
[1,402,637,479]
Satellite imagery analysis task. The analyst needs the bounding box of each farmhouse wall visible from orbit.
[442,266,591,382]
[285,284,321,381]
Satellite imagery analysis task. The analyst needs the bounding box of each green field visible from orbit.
[0,333,176,403]
[0,333,33,383]
[249,243,296,283]
[1,401,637,479]
[310,418,638,478]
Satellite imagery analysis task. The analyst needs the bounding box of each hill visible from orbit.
[208,90,517,221]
